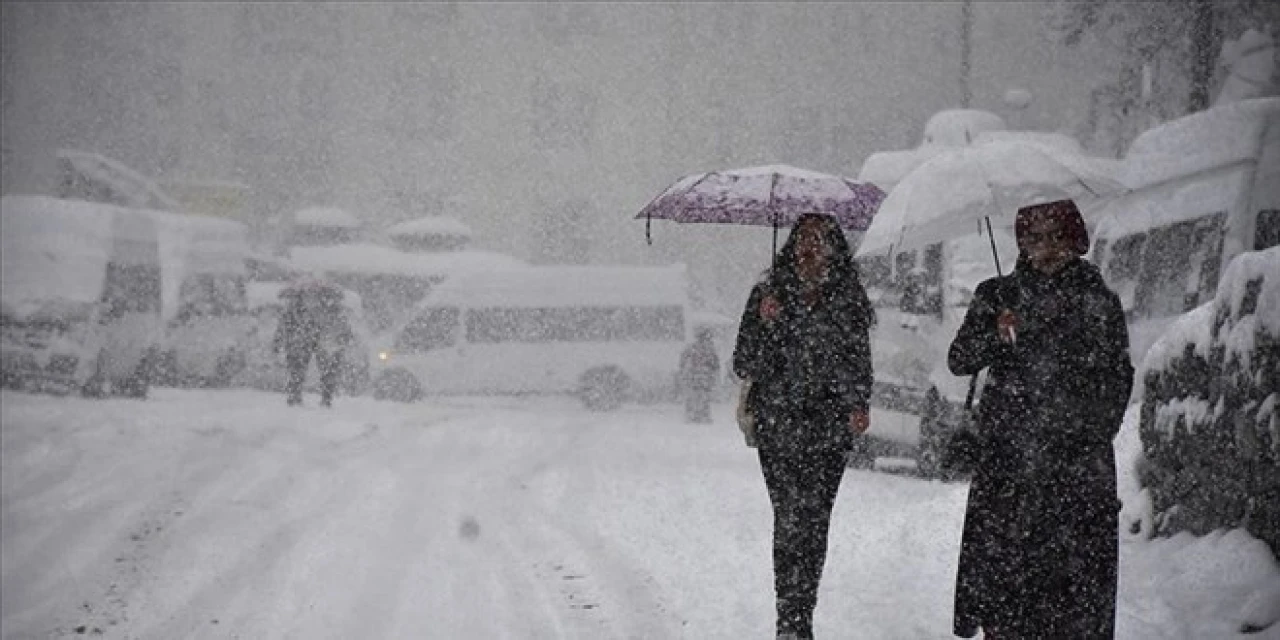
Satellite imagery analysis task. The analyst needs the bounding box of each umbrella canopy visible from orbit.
[636,164,886,238]
[856,140,1127,258]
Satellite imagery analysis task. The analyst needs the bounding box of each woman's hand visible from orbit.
[760,295,781,323]
[996,309,1019,344]
[849,410,869,435]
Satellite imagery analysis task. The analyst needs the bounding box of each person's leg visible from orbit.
[317,350,340,407]
[697,387,713,423]
[760,444,810,637]
[787,447,848,638]
[285,350,308,405]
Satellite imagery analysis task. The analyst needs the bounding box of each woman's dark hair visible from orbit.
[766,213,876,329]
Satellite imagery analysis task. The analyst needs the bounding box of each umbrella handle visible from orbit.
[985,216,1003,277]
[646,210,652,245]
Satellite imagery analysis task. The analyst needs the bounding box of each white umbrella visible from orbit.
[856,139,1127,263]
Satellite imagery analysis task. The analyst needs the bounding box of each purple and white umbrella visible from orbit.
[636,164,887,253]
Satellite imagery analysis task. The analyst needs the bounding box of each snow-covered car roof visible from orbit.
[420,264,690,309]
[289,243,524,279]
[385,217,473,238]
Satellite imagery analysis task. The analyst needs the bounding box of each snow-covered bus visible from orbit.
[371,264,694,410]
[1089,97,1280,367]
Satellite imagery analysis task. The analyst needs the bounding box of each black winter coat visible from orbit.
[733,280,874,453]
[948,257,1133,638]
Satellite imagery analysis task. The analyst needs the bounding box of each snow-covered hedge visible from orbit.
[1138,246,1280,556]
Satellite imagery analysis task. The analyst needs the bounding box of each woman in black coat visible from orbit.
[948,199,1134,639]
[732,213,876,640]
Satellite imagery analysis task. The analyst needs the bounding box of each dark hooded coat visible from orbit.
[733,272,874,453]
[948,256,1133,638]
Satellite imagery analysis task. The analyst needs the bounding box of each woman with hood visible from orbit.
[732,212,876,640]
[948,199,1133,638]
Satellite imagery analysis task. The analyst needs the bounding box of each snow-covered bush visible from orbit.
[1138,246,1279,556]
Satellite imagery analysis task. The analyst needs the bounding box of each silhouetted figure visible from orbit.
[679,328,720,423]
[273,284,354,407]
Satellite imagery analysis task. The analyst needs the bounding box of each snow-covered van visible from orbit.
[371,264,693,410]
[0,195,162,396]
[1089,97,1280,368]
[150,212,253,386]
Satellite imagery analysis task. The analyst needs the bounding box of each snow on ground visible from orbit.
[2,390,1277,639]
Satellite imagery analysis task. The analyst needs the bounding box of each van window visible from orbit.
[100,262,161,319]
[177,274,248,321]
[1257,209,1280,250]
[1106,233,1146,312]
[466,306,685,344]
[1134,212,1224,315]
[395,307,459,352]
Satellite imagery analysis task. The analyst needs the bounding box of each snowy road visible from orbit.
[2,390,1277,639]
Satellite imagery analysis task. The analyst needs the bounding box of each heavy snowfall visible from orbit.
[3,3,1280,640]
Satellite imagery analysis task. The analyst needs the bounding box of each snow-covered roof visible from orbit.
[422,265,690,309]
[385,216,473,238]
[294,207,361,228]
[921,109,1007,147]
[1120,98,1280,188]
[289,243,524,279]
[56,148,185,213]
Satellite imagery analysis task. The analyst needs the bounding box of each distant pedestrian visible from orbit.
[733,212,876,640]
[273,283,355,407]
[679,327,720,423]
[948,199,1133,639]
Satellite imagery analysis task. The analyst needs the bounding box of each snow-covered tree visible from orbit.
[1056,1,1279,153]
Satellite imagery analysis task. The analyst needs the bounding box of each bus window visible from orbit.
[466,306,686,344]
[100,262,161,319]
[395,307,459,352]
[1257,209,1280,250]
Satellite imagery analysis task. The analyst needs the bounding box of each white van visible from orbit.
[1089,97,1280,367]
[150,212,253,386]
[371,265,693,410]
[0,195,162,396]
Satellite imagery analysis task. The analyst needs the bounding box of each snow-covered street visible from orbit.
[3,390,1276,639]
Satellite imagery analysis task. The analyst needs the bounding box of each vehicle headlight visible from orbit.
[378,350,390,361]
